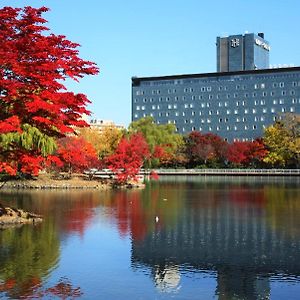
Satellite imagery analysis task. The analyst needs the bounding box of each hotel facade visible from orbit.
[131,33,300,141]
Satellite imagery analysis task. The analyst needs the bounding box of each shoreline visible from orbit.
[0,174,145,190]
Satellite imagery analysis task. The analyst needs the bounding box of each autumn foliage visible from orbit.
[106,133,150,184]
[55,137,99,174]
[0,6,98,176]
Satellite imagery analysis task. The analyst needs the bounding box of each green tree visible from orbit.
[129,117,184,167]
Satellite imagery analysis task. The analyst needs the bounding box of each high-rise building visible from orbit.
[131,33,299,141]
[217,33,270,72]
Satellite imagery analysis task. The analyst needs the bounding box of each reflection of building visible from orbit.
[89,119,125,132]
[131,33,300,141]
[130,187,300,299]
[154,265,181,293]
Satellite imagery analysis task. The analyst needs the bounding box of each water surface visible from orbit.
[1,176,300,299]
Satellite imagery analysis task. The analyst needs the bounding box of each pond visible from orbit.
[1,176,300,299]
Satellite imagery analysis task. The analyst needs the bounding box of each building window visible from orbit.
[290,107,295,112]
[273,100,278,105]
[252,109,257,114]
[271,108,275,113]
[136,106,140,111]
[134,114,138,118]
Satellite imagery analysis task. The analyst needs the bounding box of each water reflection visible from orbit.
[113,178,300,299]
[0,221,59,298]
[0,190,103,298]
[0,177,299,299]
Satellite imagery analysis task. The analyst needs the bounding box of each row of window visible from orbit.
[134,80,300,96]
[134,113,280,125]
[134,90,297,103]
[135,103,296,115]
[175,124,264,133]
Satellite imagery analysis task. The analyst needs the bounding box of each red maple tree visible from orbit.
[185,131,228,167]
[55,136,99,175]
[226,139,267,167]
[106,133,150,184]
[0,6,98,176]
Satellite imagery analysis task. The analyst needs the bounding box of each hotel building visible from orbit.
[131,33,300,141]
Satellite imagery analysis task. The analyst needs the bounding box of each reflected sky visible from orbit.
[1,176,300,299]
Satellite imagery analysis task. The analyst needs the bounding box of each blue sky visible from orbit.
[2,0,300,126]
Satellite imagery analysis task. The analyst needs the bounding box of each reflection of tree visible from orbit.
[0,190,101,237]
[100,183,184,242]
[36,277,83,299]
[0,221,59,299]
[265,187,300,238]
